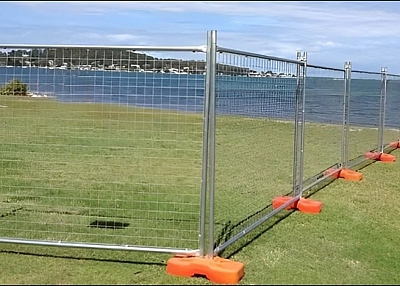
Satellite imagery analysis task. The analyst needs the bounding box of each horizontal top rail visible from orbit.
[386,73,400,78]
[0,44,207,53]
[307,65,400,77]
[351,69,381,75]
[217,46,303,65]
[307,64,344,73]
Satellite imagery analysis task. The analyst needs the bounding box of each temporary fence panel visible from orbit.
[1,31,399,272]
[212,46,301,255]
[346,70,382,169]
[0,45,207,254]
[382,73,400,152]
[302,65,345,185]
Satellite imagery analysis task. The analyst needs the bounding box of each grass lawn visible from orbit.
[0,95,399,284]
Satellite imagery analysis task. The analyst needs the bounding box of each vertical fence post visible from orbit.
[206,30,217,259]
[292,51,307,197]
[198,32,212,258]
[378,67,388,153]
[341,62,352,168]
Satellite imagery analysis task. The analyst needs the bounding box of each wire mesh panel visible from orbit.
[0,46,206,252]
[302,67,345,181]
[347,71,382,166]
[213,50,298,252]
[383,74,400,150]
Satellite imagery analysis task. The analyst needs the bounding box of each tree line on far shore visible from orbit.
[0,48,254,75]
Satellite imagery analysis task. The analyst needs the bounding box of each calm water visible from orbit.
[1,67,399,128]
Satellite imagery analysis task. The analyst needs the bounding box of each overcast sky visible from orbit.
[2,1,400,73]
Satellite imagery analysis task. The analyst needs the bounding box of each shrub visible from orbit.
[0,79,29,96]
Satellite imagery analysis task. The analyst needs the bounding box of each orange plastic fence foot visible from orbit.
[323,168,340,179]
[365,151,395,163]
[272,196,298,210]
[166,256,245,284]
[338,168,363,181]
[365,151,381,160]
[379,153,396,163]
[389,141,400,149]
[297,198,323,214]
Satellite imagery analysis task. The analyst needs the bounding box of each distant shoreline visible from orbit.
[0,65,296,78]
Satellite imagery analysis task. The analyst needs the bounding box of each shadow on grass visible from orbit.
[217,206,297,260]
[216,155,377,259]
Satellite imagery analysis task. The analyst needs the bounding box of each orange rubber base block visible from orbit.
[272,196,298,210]
[380,153,396,163]
[166,256,245,284]
[296,198,323,214]
[272,196,322,214]
[365,151,396,163]
[323,168,341,179]
[389,141,400,149]
[338,168,363,181]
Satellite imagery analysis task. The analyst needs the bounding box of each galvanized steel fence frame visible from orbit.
[0,30,399,262]
[0,43,210,256]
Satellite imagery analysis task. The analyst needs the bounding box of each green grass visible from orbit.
[0,95,399,284]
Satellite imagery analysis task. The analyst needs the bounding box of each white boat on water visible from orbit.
[168,68,188,74]
[248,72,262,77]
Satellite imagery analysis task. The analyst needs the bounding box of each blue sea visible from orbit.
[1,66,399,128]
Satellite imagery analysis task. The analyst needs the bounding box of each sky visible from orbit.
[2,1,400,74]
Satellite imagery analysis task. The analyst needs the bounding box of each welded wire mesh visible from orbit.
[213,51,298,250]
[2,42,400,258]
[302,67,345,181]
[383,74,400,148]
[0,47,206,251]
[347,71,382,163]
